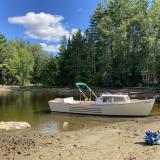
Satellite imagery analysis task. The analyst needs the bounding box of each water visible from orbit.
[0,91,159,134]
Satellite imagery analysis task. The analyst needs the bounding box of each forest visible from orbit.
[1,0,160,87]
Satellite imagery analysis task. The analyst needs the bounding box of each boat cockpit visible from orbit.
[96,94,130,104]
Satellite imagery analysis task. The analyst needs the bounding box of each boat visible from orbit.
[48,82,155,116]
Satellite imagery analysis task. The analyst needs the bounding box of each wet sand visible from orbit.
[0,116,160,160]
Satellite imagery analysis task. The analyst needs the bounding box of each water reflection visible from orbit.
[0,91,159,134]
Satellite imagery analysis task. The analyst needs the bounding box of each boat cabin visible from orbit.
[96,94,130,104]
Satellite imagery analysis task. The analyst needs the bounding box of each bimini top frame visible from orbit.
[75,82,97,100]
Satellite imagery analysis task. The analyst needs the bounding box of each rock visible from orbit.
[11,146,15,150]
[0,121,31,131]
[117,132,121,135]
[73,144,77,148]
[39,155,45,159]
[25,153,30,156]
[45,141,52,145]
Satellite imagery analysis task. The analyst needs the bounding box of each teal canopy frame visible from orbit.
[75,82,97,100]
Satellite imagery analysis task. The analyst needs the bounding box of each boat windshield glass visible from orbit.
[103,97,113,103]
[113,97,125,102]
[102,96,126,103]
[125,96,130,101]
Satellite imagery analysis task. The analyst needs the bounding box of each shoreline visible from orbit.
[0,85,160,100]
[1,116,160,160]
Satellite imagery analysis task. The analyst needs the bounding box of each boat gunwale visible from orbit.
[48,98,155,106]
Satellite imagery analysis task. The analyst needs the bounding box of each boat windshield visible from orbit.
[102,96,126,103]
[103,97,113,103]
[125,96,130,100]
[113,97,125,102]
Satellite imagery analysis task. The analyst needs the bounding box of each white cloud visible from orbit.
[71,28,79,35]
[70,28,84,37]
[8,12,70,42]
[8,12,84,54]
[40,43,60,53]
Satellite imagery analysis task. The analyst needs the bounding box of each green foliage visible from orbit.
[0,38,57,86]
[30,44,50,84]
[1,0,160,87]
[56,0,160,87]
[40,56,57,86]
[6,40,34,85]
[0,33,8,84]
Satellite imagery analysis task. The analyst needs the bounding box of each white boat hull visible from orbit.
[48,99,155,116]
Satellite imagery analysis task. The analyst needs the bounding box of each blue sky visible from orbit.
[0,0,104,54]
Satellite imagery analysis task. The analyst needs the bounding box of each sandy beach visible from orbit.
[0,116,160,160]
[0,85,160,160]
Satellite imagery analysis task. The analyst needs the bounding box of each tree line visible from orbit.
[1,0,160,87]
[0,36,57,86]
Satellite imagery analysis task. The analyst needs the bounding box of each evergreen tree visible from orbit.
[40,56,57,86]
[0,33,8,84]
[30,44,48,84]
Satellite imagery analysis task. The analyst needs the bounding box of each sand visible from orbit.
[0,116,160,160]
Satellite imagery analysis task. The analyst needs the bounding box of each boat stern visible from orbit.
[138,98,155,116]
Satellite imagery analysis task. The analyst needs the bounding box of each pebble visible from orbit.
[17,151,21,154]
[73,144,77,148]
[39,155,45,159]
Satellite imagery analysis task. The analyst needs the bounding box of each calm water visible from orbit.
[0,91,160,134]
